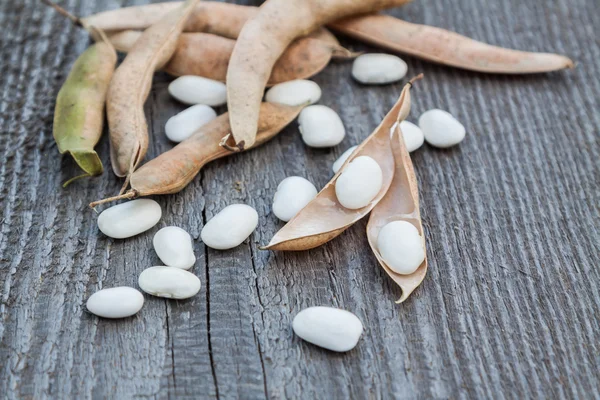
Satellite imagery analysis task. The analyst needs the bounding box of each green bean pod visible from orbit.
[53,35,117,187]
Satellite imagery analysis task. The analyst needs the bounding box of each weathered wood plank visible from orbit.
[0,0,598,399]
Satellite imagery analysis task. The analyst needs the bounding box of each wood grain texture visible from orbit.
[0,0,598,399]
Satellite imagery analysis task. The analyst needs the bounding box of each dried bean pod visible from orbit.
[42,1,118,186]
[90,103,303,207]
[53,32,116,186]
[106,0,199,192]
[226,0,411,151]
[330,14,574,73]
[108,29,350,86]
[83,2,256,39]
[366,112,428,304]
[262,75,421,251]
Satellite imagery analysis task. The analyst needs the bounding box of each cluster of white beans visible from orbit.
[87,200,258,319]
[88,67,465,350]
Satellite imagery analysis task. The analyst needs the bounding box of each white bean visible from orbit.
[165,104,217,143]
[86,287,144,319]
[265,80,321,106]
[418,109,466,148]
[352,53,407,85]
[201,204,258,250]
[332,145,358,173]
[292,306,363,352]
[399,121,424,152]
[298,105,346,148]
[377,221,425,275]
[153,227,196,270]
[138,266,201,299]
[335,156,383,209]
[97,199,161,239]
[273,177,318,222]
[168,76,227,106]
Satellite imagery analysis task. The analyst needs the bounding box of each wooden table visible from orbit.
[1,0,598,398]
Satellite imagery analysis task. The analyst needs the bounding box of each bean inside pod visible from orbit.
[262,75,421,251]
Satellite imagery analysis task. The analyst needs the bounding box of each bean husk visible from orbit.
[108,29,351,86]
[330,14,574,73]
[90,103,303,207]
[366,116,427,304]
[262,76,420,251]
[53,33,116,186]
[226,0,411,151]
[82,2,255,39]
[106,0,199,191]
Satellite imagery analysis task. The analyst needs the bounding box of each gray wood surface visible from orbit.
[0,0,598,398]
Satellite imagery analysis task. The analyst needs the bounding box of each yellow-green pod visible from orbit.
[53,33,117,187]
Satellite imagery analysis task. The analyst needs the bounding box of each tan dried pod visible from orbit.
[107,0,199,192]
[82,2,256,39]
[90,103,303,207]
[330,14,574,73]
[262,75,421,251]
[108,29,353,86]
[226,0,411,151]
[366,117,427,304]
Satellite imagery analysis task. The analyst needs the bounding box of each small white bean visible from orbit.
[335,156,383,209]
[265,79,321,106]
[272,177,318,222]
[418,109,466,148]
[86,287,144,319]
[165,104,217,143]
[201,204,258,250]
[138,266,201,299]
[352,53,408,85]
[377,221,425,275]
[168,76,227,106]
[298,105,346,148]
[97,199,161,239]
[153,227,196,270]
[398,120,424,152]
[292,307,363,352]
[332,145,358,174]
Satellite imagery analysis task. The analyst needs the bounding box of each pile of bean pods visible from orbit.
[46,0,572,346]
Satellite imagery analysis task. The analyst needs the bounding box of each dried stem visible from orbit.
[330,45,363,59]
[89,190,137,209]
[219,134,244,152]
[41,0,83,27]
[408,73,424,86]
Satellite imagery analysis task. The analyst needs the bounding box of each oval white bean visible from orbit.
[168,76,227,106]
[419,109,466,148]
[335,156,383,209]
[292,306,363,352]
[97,199,162,239]
[377,221,425,275]
[332,145,358,173]
[86,287,144,319]
[399,120,424,152]
[298,105,346,148]
[265,79,321,106]
[201,204,259,250]
[138,266,201,299]
[352,53,408,85]
[153,226,196,270]
[273,177,318,222]
[165,104,217,143]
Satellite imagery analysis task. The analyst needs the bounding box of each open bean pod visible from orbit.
[262,76,420,251]
[366,118,428,304]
